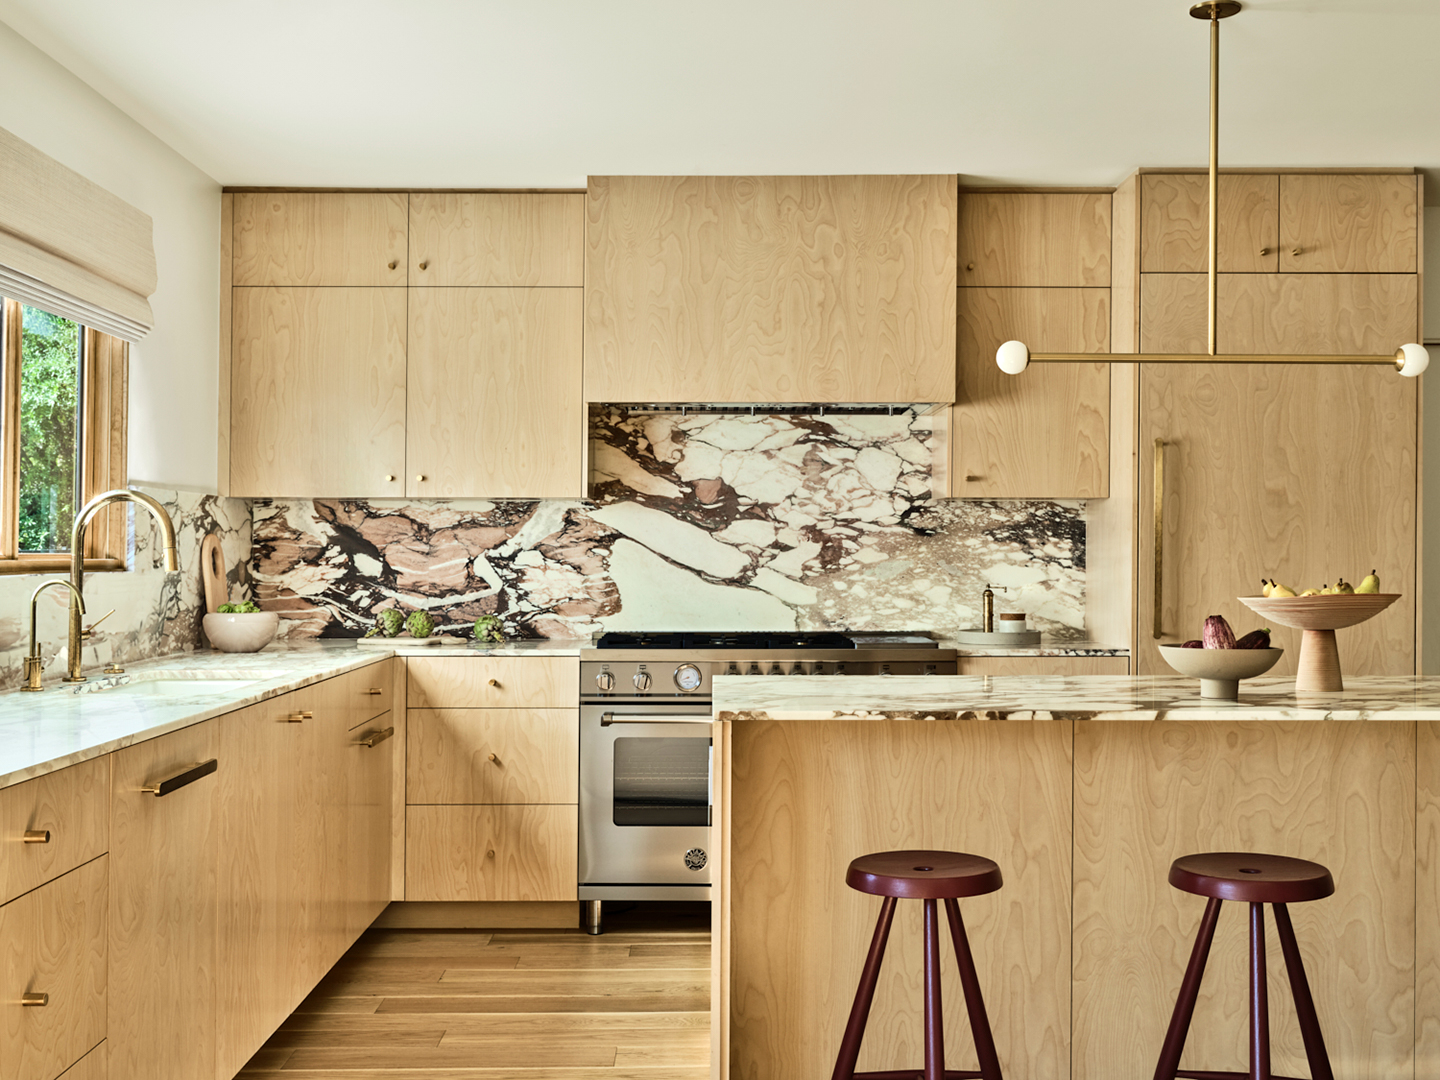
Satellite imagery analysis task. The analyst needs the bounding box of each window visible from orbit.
[1,297,128,573]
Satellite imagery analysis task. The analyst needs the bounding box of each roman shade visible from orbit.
[0,125,157,341]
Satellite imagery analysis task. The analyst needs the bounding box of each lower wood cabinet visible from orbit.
[959,655,1129,676]
[406,804,576,902]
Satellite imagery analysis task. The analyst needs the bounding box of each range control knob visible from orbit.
[790,665,805,676]
[748,664,762,676]
[595,670,615,692]
[633,670,652,691]
[769,664,783,676]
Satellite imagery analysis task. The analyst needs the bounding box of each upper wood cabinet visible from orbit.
[1140,174,1279,273]
[959,192,1111,287]
[233,193,408,286]
[1279,174,1418,273]
[584,174,957,403]
[409,193,583,286]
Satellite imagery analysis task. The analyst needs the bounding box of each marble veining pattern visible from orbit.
[254,409,1087,640]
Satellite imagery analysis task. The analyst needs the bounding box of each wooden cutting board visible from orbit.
[199,532,226,614]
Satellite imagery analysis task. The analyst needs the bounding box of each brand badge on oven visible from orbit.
[684,848,708,871]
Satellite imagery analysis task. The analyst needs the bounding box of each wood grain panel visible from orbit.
[1140,174,1279,273]
[407,708,578,804]
[407,287,583,498]
[219,192,232,496]
[953,287,1109,498]
[406,805,577,902]
[958,192,1111,286]
[407,656,579,710]
[62,1041,104,1080]
[409,194,583,286]
[231,286,407,497]
[0,756,108,906]
[1419,722,1440,1075]
[1138,361,1416,677]
[391,658,407,901]
[340,706,394,946]
[233,192,408,287]
[1280,174,1418,274]
[958,655,1129,676]
[727,720,1071,1080]
[0,857,107,1080]
[584,175,957,404]
[108,721,217,1080]
[1072,721,1415,1080]
[338,658,393,731]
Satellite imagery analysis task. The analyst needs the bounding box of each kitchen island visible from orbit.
[711,675,1438,1080]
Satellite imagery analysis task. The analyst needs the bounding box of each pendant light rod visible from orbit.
[994,0,1428,379]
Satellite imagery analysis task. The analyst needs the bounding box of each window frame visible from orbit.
[0,297,129,574]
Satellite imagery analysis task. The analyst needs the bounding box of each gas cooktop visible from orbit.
[594,631,858,650]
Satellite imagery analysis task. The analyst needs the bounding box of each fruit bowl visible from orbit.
[1238,594,1400,692]
[1157,645,1284,699]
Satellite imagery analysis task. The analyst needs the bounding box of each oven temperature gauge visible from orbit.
[673,663,703,692]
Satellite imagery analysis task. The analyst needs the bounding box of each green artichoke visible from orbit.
[473,615,503,643]
[405,610,436,639]
[376,609,404,638]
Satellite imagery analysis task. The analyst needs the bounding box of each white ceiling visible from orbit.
[2,0,1438,196]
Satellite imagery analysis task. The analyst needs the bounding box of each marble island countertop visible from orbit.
[713,673,1440,721]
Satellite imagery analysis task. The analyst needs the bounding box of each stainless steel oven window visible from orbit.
[612,736,712,826]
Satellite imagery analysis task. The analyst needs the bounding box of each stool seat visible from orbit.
[1169,852,1334,905]
[845,850,1003,900]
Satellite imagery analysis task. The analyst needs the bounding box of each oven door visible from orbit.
[579,701,713,895]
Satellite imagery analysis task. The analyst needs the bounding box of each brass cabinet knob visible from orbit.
[1259,247,1270,256]
[385,474,395,482]
[23,829,50,844]
[21,993,48,1007]
[486,849,495,859]
[419,260,429,270]
[1291,247,1302,256]
[415,474,426,482]
[966,261,975,271]
[487,678,499,687]
[388,260,398,270]
[487,752,498,763]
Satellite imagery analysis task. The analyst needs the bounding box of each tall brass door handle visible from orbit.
[1153,439,1166,640]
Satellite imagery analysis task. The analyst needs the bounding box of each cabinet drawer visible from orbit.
[959,655,1130,676]
[0,856,107,1080]
[408,709,577,805]
[0,757,108,906]
[408,656,579,709]
[406,804,576,902]
[336,660,394,730]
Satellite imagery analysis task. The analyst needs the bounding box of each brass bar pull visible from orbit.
[22,992,48,1006]
[1153,439,1166,640]
[364,687,383,696]
[359,727,394,748]
[285,711,314,723]
[142,758,218,797]
[23,829,50,844]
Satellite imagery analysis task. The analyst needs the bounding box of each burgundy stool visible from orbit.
[1154,852,1335,1080]
[831,850,1004,1080]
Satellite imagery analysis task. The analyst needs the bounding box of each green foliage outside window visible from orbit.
[17,306,81,554]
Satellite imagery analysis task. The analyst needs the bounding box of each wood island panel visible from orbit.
[1419,721,1440,1074]
[725,720,1072,1080]
[1072,720,1415,1080]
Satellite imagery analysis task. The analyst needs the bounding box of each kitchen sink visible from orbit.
[73,669,288,698]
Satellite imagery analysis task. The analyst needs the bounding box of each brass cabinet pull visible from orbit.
[1291,246,1302,256]
[285,710,314,723]
[1153,439,1166,640]
[964,474,981,482]
[23,829,50,844]
[486,849,495,859]
[364,687,383,696]
[415,474,426,482]
[385,474,395,482]
[418,260,429,270]
[22,992,48,1007]
[359,727,394,748]
[1259,247,1270,256]
[966,261,975,271]
[487,678,499,688]
[487,752,498,763]
[387,260,398,270]
[142,758,218,797]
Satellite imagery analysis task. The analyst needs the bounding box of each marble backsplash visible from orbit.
[253,409,1086,641]
[0,486,253,690]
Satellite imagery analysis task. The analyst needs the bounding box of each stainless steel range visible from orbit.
[577,631,956,933]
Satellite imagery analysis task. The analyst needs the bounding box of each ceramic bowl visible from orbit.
[1157,645,1283,699]
[203,611,279,653]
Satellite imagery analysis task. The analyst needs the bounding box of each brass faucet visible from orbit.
[22,579,85,691]
[64,489,179,683]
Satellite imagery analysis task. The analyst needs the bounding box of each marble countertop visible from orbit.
[355,637,589,657]
[713,674,1440,722]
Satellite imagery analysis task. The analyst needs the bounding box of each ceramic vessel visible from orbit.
[203,611,279,653]
[1238,593,1400,692]
[1157,645,1283,699]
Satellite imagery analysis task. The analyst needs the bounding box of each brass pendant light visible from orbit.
[995,0,1428,378]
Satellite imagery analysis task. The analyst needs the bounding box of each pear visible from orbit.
[1319,584,1332,595]
[1355,570,1380,595]
[1270,582,1297,598]
[1335,579,1355,595]
[1299,587,1322,597]
[1261,579,1274,598]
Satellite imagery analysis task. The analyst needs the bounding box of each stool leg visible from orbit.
[1272,902,1334,1080]
[924,898,945,1080]
[943,897,1003,1080]
[1153,896,1222,1080]
[831,895,897,1080]
[1249,902,1271,1080]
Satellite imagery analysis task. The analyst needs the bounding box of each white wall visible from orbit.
[0,19,220,491]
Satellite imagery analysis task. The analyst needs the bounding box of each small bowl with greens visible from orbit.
[203,602,279,653]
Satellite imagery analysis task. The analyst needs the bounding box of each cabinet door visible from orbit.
[0,756,108,906]
[409,193,583,286]
[407,287,583,498]
[108,721,217,1080]
[406,804,576,902]
[1138,362,1416,676]
[231,286,407,496]
[1280,174,1418,273]
[959,656,1128,675]
[1139,173,1279,274]
[407,708,578,804]
[233,192,408,287]
[344,714,395,944]
[953,287,1109,498]
[958,192,1111,287]
[584,174,957,403]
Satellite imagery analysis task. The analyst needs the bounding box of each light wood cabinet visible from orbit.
[1279,174,1418,273]
[0,856,107,1080]
[108,722,217,1080]
[408,656,579,709]
[406,287,583,498]
[230,286,407,496]
[584,174,957,404]
[232,193,408,287]
[0,756,107,906]
[1140,173,1279,273]
[408,708,577,804]
[409,193,583,286]
[406,804,576,902]
[342,710,395,945]
[959,192,1111,286]
[953,286,1110,498]
[959,655,1129,676]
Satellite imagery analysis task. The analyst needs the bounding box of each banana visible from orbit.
[1356,570,1380,595]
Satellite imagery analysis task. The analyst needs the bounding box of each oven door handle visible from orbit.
[600,711,713,727]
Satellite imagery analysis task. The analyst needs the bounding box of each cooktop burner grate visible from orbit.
[594,631,857,650]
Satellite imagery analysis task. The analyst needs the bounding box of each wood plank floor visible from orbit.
[236,905,711,1079]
